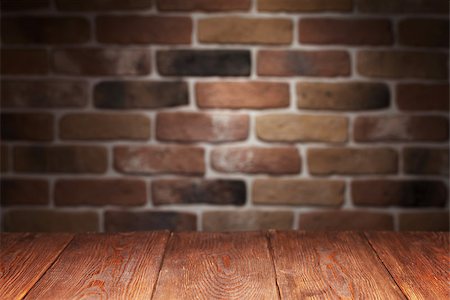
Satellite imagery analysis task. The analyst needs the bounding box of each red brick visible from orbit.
[199,17,292,45]
[1,113,53,141]
[2,17,90,44]
[55,179,147,206]
[258,50,350,77]
[157,0,250,11]
[114,146,205,175]
[399,212,449,231]
[399,19,449,48]
[403,148,449,176]
[56,0,152,11]
[352,180,447,207]
[397,83,449,112]
[354,116,449,142]
[60,113,150,140]
[1,145,9,172]
[357,50,448,79]
[1,49,48,75]
[1,178,49,206]
[97,16,191,44]
[299,211,394,230]
[156,112,248,142]
[14,145,107,174]
[203,210,293,231]
[256,114,348,143]
[211,146,300,174]
[196,82,289,109]
[308,148,398,175]
[300,18,392,45]
[3,210,99,232]
[105,211,196,231]
[1,0,49,10]
[152,179,245,205]
[356,0,449,14]
[1,80,88,108]
[258,0,352,12]
[297,82,390,111]
[52,48,150,76]
[253,179,344,206]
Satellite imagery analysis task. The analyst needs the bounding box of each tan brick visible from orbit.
[157,0,250,11]
[156,112,248,143]
[1,80,88,108]
[399,212,449,231]
[203,210,293,231]
[1,113,53,141]
[14,145,107,174]
[397,83,449,112]
[1,145,9,172]
[56,0,152,11]
[152,179,246,205]
[253,179,344,206]
[356,0,448,14]
[256,114,348,143]
[403,147,449,176]
[299,211,394,230]
[297,82,390,111]
[60,113,150,140]
[55,179,147,206]
[258,0,352,12]
[211,146,300,174]
[1,17,90,44]
[1,49,48,75]
[97,16,191,44]
[3,210,99,232]
[357,50,448,79]
[199,17,292,45]
[196,81,289,109]
[354,116,449,142]
[114,145,205,175]
[258,50,350,77]
[399,19,449,48]
[352,180,447,207]
[1,178,49,206]
[300,18,392,45]
[52,48,151,76]
[1,0,49,11]
[308,148,398,175]
[105,211,196,231]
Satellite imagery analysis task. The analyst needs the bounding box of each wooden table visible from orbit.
[0,231,448,299]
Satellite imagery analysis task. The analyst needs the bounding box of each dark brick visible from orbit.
[1,0,49,11]
[1,113,54,141]
[1,49,48,75]
[258,0,352,12]
[399,19,449,48]
[157,50,250,76]
[403,148,449,176]
[94,81,188,109]
[152,179,246,205]
[399,212,449,231]
[157,0,251,11]
[104,211,197,231]
[356,0,449,14]
[1,178,49,206]
[1,145,9,172]
[397,83,449,112]
[56,0,152,11]
[299,211,394,230]
[352,180,448,207]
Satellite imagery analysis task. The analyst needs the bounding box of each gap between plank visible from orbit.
[265,230,282,300]
[150,231,173,300]
[362,232,409,300]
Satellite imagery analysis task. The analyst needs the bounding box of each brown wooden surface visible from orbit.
[25,231,169,299]
[0,233,73,300]
[0,231,448,299]
[153,231,279,299]
[366,231,449,300]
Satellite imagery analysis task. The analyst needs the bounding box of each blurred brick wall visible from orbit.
[0,0,449,232]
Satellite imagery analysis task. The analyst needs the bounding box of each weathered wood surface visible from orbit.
[366,232,449,300]
[0,233,73,300]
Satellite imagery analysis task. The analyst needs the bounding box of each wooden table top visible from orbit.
[0,231,448,299]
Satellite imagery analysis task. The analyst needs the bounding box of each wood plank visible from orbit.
[269,231,406,299]
[25,231,169,299]
[366,232,449,299]
[0,233,73,300]
[153,231,279,299]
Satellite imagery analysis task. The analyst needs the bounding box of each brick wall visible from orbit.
[1,0,449,232]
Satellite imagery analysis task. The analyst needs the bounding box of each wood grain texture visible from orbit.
[269,231,406,299]
[25,232,169,299]
[153,231,279,299]
[366,231,449,300]
[0,233,73,300]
